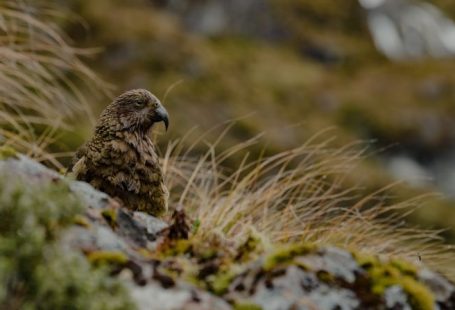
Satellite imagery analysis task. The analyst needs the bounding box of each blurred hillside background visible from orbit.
[31,0,455,242]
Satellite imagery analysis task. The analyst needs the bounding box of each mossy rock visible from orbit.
[263,243,316,271]
[0,145,17,160]
[354,252,435,310]
[87,250,129,267]
[0,171,134,309]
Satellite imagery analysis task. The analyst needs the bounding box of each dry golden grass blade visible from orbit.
[163,128,455,279]
[0,1,110,167]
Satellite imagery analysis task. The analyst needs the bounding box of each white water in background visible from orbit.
[385,152,455,198]
[360,0,455,60]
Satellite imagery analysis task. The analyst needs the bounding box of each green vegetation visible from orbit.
[356,253,434,310]
[0,175,134,310]
[101,208,118,228]
[87,251,129,267]
[233,302,263,310]
[1,1,455,308]
[0,146,17,160]
[208,270,237,295]
[262,243,316,271]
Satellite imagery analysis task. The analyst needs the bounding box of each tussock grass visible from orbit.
[1,0,453,283]
[162,127,455,279]
[0,1,107,168]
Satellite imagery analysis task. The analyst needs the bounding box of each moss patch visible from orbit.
[208,270,236,295]
[355,253,434,310]
[0,145,17,160]
[73,214,91,227]
[233,301,263,310]
[87,250,129,267]
[0,173,135,309]
[263,243,316,271]
[101,208,118,228]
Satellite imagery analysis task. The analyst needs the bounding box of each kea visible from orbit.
[69,89,169,216]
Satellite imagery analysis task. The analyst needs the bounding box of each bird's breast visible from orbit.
[114,132,158,167]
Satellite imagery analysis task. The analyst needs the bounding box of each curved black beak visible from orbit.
[155,105,169,131]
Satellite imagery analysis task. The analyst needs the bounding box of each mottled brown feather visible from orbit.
[69,89,169,216]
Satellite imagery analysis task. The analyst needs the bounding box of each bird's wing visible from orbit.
[70,156,87,179]
[66,145,87,178]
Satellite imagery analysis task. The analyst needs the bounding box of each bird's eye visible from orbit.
[135,101,146,108]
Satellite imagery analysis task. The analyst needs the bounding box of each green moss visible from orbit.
[400,276,435,310]
[263,243,316,271]
[235,229,264,262]
[355,253,377,269]
[87,251,129,267]
[316,270,335,283]
[208,270,236,295]
[101,208,118,228]
[0,145,17,160]
[233,301,263,310]
[370,269,434,310]
[199,249,218,261]
[192,218,201,234]
[159,239,192,257]
[0,173,134,309]
[354,253,434,310]
[390,259,418,276]
[73,214,91,228]
[155,235,244,294]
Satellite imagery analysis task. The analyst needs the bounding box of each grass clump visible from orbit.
[163,130,455,280]
[0,3,452,309]
[0,1,108,169]
[0,174,135,310]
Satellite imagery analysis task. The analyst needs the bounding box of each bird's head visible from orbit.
[101,89,169,133]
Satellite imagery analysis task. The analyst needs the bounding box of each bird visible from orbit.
[69,89,169,217]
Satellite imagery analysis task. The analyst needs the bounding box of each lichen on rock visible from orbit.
[0,166,134,309]
[1,154,455,310]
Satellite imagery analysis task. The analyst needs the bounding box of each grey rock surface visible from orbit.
[129,283,231,310]
[2,154,455,310]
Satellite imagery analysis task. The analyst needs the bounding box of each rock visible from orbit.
[0,153,61,183]
[62,225,131,254]
[129,283,231,310]
[0,154,168,246]
[0,154,231,309]
[225,245,455,309]
[250,266,359,310]
[418,268,455,308]
[2,154,455,310]
[296,246,363,284]
[69,180,112,209]
[0,155,176,303]
[386,155,431,187]
[384,285,412,309]
[134,211,169,236]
